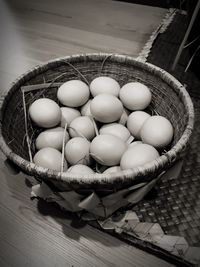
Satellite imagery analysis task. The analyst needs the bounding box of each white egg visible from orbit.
[67,164,94,175]
[118,108,130,125]
[119,82,152,110]
[57,80,90,107]
[90,76,120,97]
[69,116,95,140]
[29,98,61,128]
[80,100,92,116]
[90,94,123,123]
[33,147,67,171]
[140,115,174,149]
[103,166,121,174]
[36,127,69,150]
[60,107,81,128]
[90,134,127,166]
[65,137,92,165]
[120,144,159,170]
[127,111,151,139]
[99,123,131,142]
[128,141,143,148]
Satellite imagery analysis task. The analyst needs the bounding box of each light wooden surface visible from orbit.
[0,1,174,266]
[0,0,166,89]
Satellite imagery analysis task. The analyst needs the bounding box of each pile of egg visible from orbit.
[29,77,174,175]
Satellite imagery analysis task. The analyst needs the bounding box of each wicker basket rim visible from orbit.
[0,53,195,185]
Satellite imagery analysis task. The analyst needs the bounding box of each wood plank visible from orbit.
[8,0,166,42]
[11,17,143,55]
[0,71,17,92]
[0,0,166,84]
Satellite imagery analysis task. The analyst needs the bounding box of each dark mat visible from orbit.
[135,13,200,247]
[87,13,200,267]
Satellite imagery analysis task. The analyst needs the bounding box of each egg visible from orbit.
[29,98,61,128]
[127,111,151,139]
[33,147,67,171]
[103,166,121,174]
[57,80,90,107]
[120,144,159,170]
[128,141,143,148]
[90,134,127,166]
[36,127,69,151]
[99,123,132,142]
[140,115,174,149]
[80,100,92,116]
[60,107,81,128]
[118,108,130,125]
[67,164,95,175]
[69,116,95,140]
[90,94,123,123]
[64,137,92,165]
[119,82,152,110]
[90,76,120,97]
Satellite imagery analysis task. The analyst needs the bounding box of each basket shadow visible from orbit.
[35,197,122,247]
[34,179,159,247]
[36,198,88,241]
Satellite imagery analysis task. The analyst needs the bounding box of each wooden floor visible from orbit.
[0,0,166,90]
[0,1,175,266]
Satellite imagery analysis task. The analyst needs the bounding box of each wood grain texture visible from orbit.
[0,0,166,89]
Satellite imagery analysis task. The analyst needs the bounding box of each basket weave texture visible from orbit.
[0,53,194,194]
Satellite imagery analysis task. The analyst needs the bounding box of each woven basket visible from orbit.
[0,53,194,195]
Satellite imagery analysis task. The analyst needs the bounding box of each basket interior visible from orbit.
[1,56,188,168]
